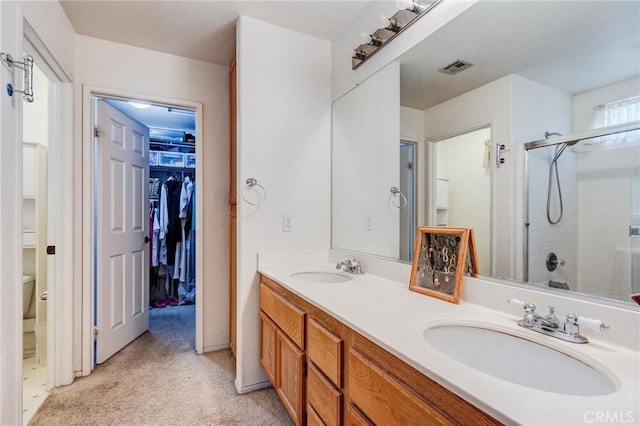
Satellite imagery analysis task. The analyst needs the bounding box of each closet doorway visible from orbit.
[90,94,201,366]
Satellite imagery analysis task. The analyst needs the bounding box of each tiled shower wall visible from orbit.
[527,146,579,289]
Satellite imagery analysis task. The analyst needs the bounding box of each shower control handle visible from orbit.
[546,252,565,272]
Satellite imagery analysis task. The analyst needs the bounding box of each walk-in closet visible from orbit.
[101,98,197,344]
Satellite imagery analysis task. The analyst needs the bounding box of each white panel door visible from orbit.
[96,99,149,364]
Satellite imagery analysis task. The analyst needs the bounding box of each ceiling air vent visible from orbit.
[438,59,473,75]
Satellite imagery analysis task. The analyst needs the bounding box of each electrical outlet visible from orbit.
[283,215,293,232]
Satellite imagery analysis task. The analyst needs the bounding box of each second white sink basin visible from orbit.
[423,323,617,396]
[290,271,352,283]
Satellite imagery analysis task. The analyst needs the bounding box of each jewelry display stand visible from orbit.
[408,227,478,304]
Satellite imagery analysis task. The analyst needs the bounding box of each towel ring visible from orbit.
[242,178,267,206]
[390,186,407,209]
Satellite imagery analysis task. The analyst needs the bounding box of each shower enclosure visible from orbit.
[524,121,640,302]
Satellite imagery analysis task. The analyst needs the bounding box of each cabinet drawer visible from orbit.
[260,283,305,348]
[307,404,325,426]
[346,403,373,426]
[259,311,277,385]
[307,362,341,426]
[348,348,451,426]
[307,317,343,387]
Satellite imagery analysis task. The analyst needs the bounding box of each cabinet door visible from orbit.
[259,311,277,385]
[346,403,373,426]
[229,204,237,357]
[277,329,305,426]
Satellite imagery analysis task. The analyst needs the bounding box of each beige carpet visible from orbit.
[29,305,292,426]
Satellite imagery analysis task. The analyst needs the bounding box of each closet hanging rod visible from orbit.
[150,166,194,173]
[150,140,195,148]
[523,120,640,151]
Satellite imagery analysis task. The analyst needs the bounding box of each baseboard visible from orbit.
[235,379,272,395]
[202,343,229,353]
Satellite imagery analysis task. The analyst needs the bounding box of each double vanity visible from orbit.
[258,252,640,425]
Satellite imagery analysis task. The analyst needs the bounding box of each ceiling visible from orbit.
[103,98,196,134]
[399,1,640,110]
[60,0,369,66]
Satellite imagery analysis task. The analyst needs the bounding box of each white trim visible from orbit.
[234,379,272,395]
[81,85,204,374]
[0,3,25,423]
[47,80,75,388]
[203,343,230,353]
[22,29,75,390]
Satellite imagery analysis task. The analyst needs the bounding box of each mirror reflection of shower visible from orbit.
[544,131,566,225]
[525,122,640,301]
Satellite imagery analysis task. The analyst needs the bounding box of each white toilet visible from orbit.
[23,275,35,318]
[23,275,37,358]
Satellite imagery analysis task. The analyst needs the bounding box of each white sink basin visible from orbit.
[289,271,352,283]
[423,324,617,396]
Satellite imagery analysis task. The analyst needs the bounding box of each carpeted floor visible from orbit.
[29,304,292,425]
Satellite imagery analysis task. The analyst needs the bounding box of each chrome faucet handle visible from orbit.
[577,316,609,331]
[564,313,580,335]
[544,306,560,327]
[348,259,363,274]
[507,298,536,312]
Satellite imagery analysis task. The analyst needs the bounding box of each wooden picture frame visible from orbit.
[409,227,479,304]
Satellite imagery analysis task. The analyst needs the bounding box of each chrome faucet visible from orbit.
[336,259,363,275]
[508,299,609,344]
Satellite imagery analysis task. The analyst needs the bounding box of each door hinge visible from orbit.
[93,326,99,340]
[46,245,56,255]
[94,127,102,138]
[630,225,640,237]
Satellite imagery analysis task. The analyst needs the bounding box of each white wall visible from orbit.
[332,0,477,101]
[0,3,26,423]
[75,36,230,353]
[423,75,512,278]
[235,17,331,392]
[23,65,49,146]
[333,62,400,259]
[573,77,640,132]
[22,1,76,81]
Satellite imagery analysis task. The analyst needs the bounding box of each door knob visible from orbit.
[144,236,150,243]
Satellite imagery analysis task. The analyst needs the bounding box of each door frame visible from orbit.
[22,22,76,390]
[81,85,204,375]
[427,123,495,275]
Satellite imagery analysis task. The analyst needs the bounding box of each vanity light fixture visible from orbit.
[352,0,441,69]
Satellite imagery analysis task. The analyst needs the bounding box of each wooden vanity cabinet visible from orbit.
[259,283,306,425]
[259,275,500,426]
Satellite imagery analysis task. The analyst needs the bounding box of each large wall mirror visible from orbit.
[332,0,640,304]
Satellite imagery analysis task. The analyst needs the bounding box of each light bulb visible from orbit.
[129,101,151,110]
[396,0,425,13]
[377,14,391,28]
[359,32,371,45]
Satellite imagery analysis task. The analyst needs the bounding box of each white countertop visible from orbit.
[258,261,640,426]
